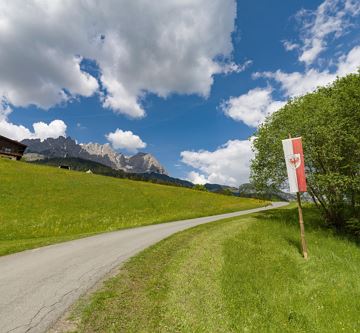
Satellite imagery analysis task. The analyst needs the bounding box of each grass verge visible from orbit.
[0,159,266,256]
[68,205,360,332]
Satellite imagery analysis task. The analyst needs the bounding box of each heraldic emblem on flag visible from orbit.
[288,153,301,169]
[282,137,307,193]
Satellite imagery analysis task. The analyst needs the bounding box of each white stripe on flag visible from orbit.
[282,139,298,193]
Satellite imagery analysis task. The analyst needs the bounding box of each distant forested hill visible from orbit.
[238,183,296,201]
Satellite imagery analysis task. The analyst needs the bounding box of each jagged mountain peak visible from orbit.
[81,142,120,157]
[80,142,126,170]
[128,152,167,174]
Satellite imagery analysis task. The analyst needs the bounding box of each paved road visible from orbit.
[0,202,288,333]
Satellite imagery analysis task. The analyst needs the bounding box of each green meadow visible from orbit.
[70,205,360,333]
[0,159,265,256]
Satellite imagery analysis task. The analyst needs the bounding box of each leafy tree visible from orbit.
[221,188,234,196]
[193,184,208,192]
[251,71,360,231]
[216,188,234,196]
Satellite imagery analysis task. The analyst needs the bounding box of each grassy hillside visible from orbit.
[69,205,360,333]
[0,159,266,256]
[32,157,195,188]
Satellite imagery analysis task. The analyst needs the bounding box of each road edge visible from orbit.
[49,201,289,332]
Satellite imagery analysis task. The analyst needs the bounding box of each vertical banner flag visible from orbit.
[282,137,307,193]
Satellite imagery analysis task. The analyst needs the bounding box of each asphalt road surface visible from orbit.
[0,202,288,333]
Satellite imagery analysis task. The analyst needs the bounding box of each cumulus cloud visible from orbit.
[31,120,67,141]
[181,139,253,187]
[294,0,360,65]
[255,45,360,98]
[0,121,32,142]
[187,171,208,185]
[106,129,146,153]
[0,0,237,117]
[221,88,286,127]
[0,117,67,142]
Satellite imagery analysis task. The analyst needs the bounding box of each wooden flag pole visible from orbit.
[296,192,308,259]
[288,134,308,259]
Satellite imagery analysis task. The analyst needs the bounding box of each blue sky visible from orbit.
[1,0,360,186]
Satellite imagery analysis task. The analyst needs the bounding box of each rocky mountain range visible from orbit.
[21,136,167,175]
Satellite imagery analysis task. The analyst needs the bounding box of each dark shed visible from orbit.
[0,135,27,160]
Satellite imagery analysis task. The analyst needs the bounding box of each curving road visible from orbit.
[0,202,288,333]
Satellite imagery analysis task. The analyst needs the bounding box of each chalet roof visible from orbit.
[0,135,27,148]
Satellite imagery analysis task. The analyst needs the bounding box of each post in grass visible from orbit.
[282,135,308,259]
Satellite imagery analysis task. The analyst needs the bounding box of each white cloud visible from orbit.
[0,121,32,142]
[0,118,67,142]
[259,69,336,97]
[106,129,146,153]
[255,45,360,97]
[283,40,299,51]
[187,171,208,185]
[181,139,253,187]
[0,0,237,117]
[221,88,286,127]
[337,46,360,76]
[299,38,324,65]
[0,100,12,121]
[221,60,253,75]
[295,0,360,65]
[32,120,67,141]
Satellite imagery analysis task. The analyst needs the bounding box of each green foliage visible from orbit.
[219,188,234,196]
[193,184,208,191]
[0,159,265,256]
[70,206,360,332]
[212,188,234,196]
[251,71,360,230]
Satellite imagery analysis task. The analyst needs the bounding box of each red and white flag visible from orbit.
[282,137,307,193]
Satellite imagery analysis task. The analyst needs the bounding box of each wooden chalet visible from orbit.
[0,135,27,160]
